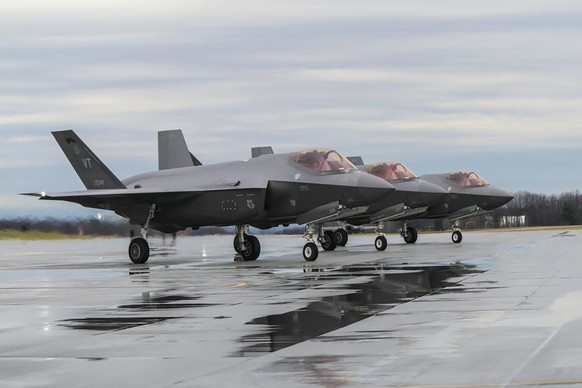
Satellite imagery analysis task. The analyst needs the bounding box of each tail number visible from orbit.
[82,158,93,169]
[93,179,105,187]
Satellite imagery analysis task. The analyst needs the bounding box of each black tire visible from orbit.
[128,237,149,264]
[240,235,261,261]
[335,228,349,247]
[452,230,463,244]
[303,242,319,261]
[320,230,338,251]
[404,226,418,244]
[374,235,388,251]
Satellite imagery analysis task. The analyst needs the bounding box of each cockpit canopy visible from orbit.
[364,162,417,181]
[446,171,488,187]
[289,148,355,173]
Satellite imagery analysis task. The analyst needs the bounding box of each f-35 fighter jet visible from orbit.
[415,170,514,243]
[335,160,513,246]
[335,160,448,250]
[25,130,394,264]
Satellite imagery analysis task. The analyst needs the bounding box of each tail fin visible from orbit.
[251,146,274,158]
[52,130,125,190]
[347,156,365,167]
[158,129,202,170]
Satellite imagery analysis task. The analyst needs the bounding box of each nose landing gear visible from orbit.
[374,221,388,251]
[128,204,156,264]
[452,229,463,243]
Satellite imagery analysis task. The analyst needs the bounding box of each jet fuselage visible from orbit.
[115,153,393,232]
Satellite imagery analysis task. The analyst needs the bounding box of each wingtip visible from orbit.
[19,192,46,198]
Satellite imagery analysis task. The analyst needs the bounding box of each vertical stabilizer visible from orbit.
[347,156,365,167]
[52,130,125,190]
[251,146,274,158]
[158,129,202,170]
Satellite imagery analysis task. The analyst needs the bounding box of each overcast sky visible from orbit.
[1,0,581,218]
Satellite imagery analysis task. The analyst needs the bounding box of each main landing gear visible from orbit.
[233,225,261,261]
[128,204,156,264]
[334,227,349,247]
[302,223,339,261]
[401,222,418,244]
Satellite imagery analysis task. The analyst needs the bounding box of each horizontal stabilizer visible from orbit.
[52,130,125,190]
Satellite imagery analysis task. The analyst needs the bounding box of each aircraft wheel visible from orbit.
[452,230,463,244]
[334,228,349,247]
[233,234,243,253]
[374,235,388,251]
[303,242,319,261]
[240,235,261,261]
[320,230,337,251]
[404,227,418,244]
[128,237,149,264]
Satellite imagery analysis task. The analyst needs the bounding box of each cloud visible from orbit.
[1,0,582,217]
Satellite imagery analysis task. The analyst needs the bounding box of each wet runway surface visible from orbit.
[1,230,581,387]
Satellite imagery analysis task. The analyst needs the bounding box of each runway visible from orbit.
[1,229,581,387]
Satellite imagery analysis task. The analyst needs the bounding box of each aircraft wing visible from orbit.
[22,188,206,209]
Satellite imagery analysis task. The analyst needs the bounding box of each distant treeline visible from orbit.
[500,190,582,227]
[0,190,580,236]
[405,190,581,231]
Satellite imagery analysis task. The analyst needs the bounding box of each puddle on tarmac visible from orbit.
[60,317,172,331]
[118,293,215,310]
[236,262,479,356]
[59,293,201,331]
[59,262,482,336]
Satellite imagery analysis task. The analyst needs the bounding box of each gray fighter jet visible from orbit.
[333,160,449,251]
[415,170,514,243]
[335,160,513,246]
[24,130,394,264]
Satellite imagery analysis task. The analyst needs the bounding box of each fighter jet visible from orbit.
[334,160,513,247]
[415,170,514,243]
[332,159,449,251]
[24,130,394,264]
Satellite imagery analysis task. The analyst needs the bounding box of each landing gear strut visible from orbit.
[301,224,337,261]
[233,225,261,261]
[128,204,156,264]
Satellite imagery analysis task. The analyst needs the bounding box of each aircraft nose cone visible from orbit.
[418,180,449,206]
[357,173,395,205]
[484,187,514,209]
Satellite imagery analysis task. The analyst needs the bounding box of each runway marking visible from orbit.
[403,379,582,387]
[500,327,561,388]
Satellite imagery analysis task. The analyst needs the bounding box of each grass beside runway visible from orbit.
[0,229,89,240]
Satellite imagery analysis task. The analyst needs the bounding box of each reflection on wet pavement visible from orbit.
[236,263,479,356]
[60,317,173,331]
